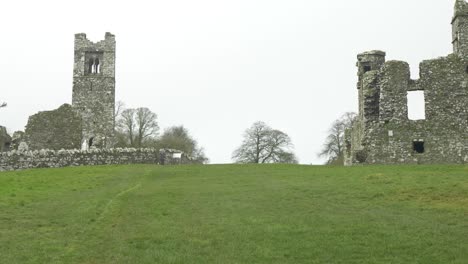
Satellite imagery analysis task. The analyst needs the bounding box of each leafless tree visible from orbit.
[232,121,297,164]
[114,100,125,120]
[117,107,159,147]
[318,112,357,165]
[135,107,159,147]
[118,108,137,146]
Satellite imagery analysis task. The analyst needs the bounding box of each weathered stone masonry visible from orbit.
[0,148,193,171]
[73,33,116,149]
[0,126,11,152]
[22,33,116,151]
[24,104,82,150]
[345,0,468,165]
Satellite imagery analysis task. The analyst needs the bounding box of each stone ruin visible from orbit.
[0,33,193,171]
[345,0,468,165]
[20,33,116,150]
[0,126,11,152]
[73,33,116,150]
[24,104,82,150]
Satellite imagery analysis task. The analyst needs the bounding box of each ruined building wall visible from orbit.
[72,33,116,149]
[24,104,82,150]
[345,1,468,165]
[0,126,11,152]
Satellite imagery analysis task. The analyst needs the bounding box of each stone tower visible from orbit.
[72,32,116,149]
[452,0,468,56]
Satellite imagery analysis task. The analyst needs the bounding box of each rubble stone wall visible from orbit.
[0,148,192,172]
[345,1,468,165]
[0,126,11,152]
[24,104,82,150]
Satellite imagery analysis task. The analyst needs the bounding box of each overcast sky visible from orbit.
[0,0,455,164]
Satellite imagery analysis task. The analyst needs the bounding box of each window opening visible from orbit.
[94,58,100,74]
[413,141,425,154]
[88,58,94,74]
[407,91,426,120]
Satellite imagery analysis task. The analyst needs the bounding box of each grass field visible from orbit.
[0,164,467,264]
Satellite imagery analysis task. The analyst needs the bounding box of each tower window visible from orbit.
[413,141,425,154]
[85,52,103,75]
[94,58,100,74]
[88,58,100,74]
[363,66,372,73]
[88,59,94,74]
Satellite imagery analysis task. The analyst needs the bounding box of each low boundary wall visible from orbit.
[0,148,190,171]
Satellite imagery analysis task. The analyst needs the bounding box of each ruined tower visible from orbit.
[344,1,468,165]
[453,0,468,56]
[72,33,116,149]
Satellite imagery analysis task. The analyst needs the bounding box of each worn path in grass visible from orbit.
[0,164,467,263]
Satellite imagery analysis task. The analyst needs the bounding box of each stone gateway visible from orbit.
[345,0,468,165]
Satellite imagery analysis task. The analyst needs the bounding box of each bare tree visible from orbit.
[232,121,297,164]
[117,107,159,147]
[319,112,357,165]
[114,101,125,120]
[135,107,159,147]
[118,108,137,146]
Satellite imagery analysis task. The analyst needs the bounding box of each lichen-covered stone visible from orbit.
[0,148,194,171]
[0,126,12,152]
[345,1,468,165]
[24,104,82,150]
[72,32,116,149]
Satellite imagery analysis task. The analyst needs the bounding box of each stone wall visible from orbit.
[345,1,468,166]
[0,148,193,172]
[24,104,82,150]
[346,53,468,165]
[0,126,12,152]
[159,148,192,165]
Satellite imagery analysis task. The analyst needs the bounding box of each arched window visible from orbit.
[94,58,100,74]
[88,137,94,148]
[85,52,103,75]
[88,58,94,74]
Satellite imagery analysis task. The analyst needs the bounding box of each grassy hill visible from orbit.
[0,164,467,263]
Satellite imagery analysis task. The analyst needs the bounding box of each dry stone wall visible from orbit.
[0,148,193,172]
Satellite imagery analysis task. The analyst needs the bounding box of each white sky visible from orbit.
[0,0,454,164]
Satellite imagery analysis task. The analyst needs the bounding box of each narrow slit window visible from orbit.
[407,91,426,120]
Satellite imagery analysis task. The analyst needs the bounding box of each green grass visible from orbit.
[0,164,467,264]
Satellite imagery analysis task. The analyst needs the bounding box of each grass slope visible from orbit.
[0,164,467,264]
